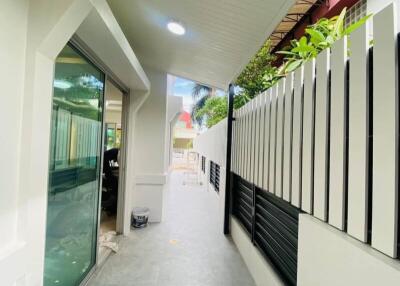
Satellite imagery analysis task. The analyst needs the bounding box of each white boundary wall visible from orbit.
[194,119,227,230]
[194,119,285,286]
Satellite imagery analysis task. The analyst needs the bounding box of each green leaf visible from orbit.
[292,45,315,54]
[306,28,325,43]
[276,50,297,56]
[326,35,335,45]
[299,36,308,47]
[285,60,303,72]
[334,7,347,37]
[343,14,372,35]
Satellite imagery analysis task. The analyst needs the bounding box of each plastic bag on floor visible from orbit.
[99,231,118,253]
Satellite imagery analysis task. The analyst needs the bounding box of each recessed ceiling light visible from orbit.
[167,21,185,35]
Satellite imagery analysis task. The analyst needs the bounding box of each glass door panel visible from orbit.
[44,43,104,286]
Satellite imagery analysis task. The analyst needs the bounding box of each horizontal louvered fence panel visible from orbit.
[232,175,300,286]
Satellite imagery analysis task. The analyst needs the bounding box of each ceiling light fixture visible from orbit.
[167,21,185,35]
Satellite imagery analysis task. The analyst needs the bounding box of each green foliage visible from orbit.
[195,96,228,128]
[191,84,214,126]
[191,94,210,127]
[278,8,372,73]
[192,84,212,100]
[235,41,277,99]
[198,8,372,128]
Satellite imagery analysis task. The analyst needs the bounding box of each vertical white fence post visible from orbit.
[254,95,260,187]
[329,36,348,231]
[347,23,370,243]
[283,73,294,202]
[263,90,271,191]
[276,78,286,198]
[372,3,399,258]
[250,99,256,184]
[258,92,266,188]
[269,84,278,193]
[291,66,304,208]
[314,48,330,221]
[302,59,316,214]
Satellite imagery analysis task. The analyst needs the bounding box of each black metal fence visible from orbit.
[232,174,301,285]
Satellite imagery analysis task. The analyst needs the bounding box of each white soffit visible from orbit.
[76,1,150,92]
[107,0,295,89]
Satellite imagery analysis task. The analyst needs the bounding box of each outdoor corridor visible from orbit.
[88,170,256,286]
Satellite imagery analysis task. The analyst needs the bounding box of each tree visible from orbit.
[195,96,228,128]
[191,83,215,127]
[235,41,278,101]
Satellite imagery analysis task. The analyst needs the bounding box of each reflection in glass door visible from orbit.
[44,43,105,286]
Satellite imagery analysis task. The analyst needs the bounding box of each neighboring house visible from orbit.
[173,111,198,150]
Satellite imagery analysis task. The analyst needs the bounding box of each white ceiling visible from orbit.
[107,0,295,89]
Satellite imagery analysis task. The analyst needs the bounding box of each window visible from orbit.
[345,0,367,28]
[201,156,206,173]
[210,161,220,192]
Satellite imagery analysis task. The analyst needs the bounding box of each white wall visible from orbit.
[0,1,150,285]
[0,0,29,255]
[0,1,94,284]
[193,118,227,167]
[231,219,285,286]
[132,66,168,222]
[165,79,183,172]
[298,214,400,286]
[193,119,228,229]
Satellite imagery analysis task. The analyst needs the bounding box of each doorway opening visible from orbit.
[98,80,125,252]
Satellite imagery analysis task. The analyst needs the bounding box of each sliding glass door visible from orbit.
[44,43,105,286]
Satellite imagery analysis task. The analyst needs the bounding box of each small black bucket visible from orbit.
[131,207,150,228]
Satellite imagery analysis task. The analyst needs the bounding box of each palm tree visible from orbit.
[191,83,215,127]
[192,84,213,99]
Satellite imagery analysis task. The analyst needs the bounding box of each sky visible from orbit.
[172,77,196,112]
[172,76,225,113]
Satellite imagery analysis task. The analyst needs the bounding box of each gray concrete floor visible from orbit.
[88,170,255,286]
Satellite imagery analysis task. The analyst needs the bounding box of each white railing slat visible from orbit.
[283,72,294,202]
[275,78,286,197]
[258,92,266,188]
[329,36,348,231]
[237,108,242,176]
[263,89,272,191]
[269,85,278,193]
[347,23,370,242]
[314,48,330,221]
[291,66,304,208]
[250,99,256,183]
[255,97,260,185]
[232,110,236,173]
[244,102,251,181]
[372,3,399,258]
[301,59,316,214]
